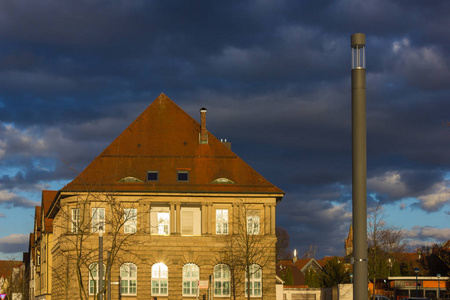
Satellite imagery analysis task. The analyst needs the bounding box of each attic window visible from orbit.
[147,171,158,182]
[177,171,189,182]
[119,176,144,183]
[210,177,236,184]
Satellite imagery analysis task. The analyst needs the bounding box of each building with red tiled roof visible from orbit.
[33,190,57,300]
[46,94,284,300]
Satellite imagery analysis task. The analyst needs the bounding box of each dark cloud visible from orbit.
[0,0,448,257]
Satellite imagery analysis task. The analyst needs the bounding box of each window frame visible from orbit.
[151,263,168,296]
[147,171,158,182]
[216,209,229,235]
[247,210,260,235]
[177,170,189,182]
[182,263,199,296]
[120,263,137,295]
[124,208,137,234]
[245,264,262,297]
[157,212,170,235]
[71,208,80,233]
[91,207,105,233]
[214,264,230,297]
[150,207,170,235]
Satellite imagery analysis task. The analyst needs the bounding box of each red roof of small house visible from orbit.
[276,264,307,286]
[42,190,57,232]
[34,206,42,239]
[391,252,419,263]
[443,240,450,249]
[62,94,284,196]
[277,258,324,287]
[0,260,20,278]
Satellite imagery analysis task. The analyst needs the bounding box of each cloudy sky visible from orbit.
[0,0,449,260]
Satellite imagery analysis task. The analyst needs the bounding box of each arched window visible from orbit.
[214,264,230,296]
[120,263,137,295]
[151,263,168,296]
[89,263,105,295]
[245,264,262,297]
[182,263,199,296]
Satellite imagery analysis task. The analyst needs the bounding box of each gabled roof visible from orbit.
[34,206,42,240]
[443,240,450,249]
[0,260,20,278]
[391,252,419,263]
[41,190,57,233]
[62,94,284,195]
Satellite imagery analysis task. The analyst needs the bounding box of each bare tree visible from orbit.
[219,202,276,300]
[368,204,405,298]
[51,190,146,300]
[276,226,291,261]
[302,245,318,259]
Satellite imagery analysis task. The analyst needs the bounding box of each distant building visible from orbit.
[44,94,284,299]
[33,190,57,300]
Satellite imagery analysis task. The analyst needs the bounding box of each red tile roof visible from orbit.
[42,190,57,233]
[391,252,419,263]
[62,94,284,196]
[0,260,20,278]
[34,206,42,239]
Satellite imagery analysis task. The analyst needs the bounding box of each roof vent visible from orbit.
[199,107,208,144]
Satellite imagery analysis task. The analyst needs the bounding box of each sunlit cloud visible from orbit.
[368,171,408,200]
[0,234,29,254]
[417,181,450,212]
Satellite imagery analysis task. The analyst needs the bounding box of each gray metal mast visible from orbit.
[351,33,368,300]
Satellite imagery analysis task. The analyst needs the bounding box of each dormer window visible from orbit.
[177,171,189,182]
[147,171,158,182]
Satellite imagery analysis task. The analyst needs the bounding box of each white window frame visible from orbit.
[91,207,105,233]
[216,209,228,235]
[247,210,260,235]
[214,264,230,297]
[245,264,262,297]
[157,212,170,235]
[71,208,80,233]
[120,263,137,295]
[124,208,137,234]
[182,263,199,296]
[150,207,170,235]
[89,263,105,295]
[151,263,168,296]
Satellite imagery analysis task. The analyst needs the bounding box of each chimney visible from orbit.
[293,249,297,263]
[199,107,208,144]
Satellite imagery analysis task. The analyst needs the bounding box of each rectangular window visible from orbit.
[124,208,137,233]
[181,207,201,235]
[157,212,170,235]
[71,208,80,233]
[216,209,228,234]
[150,207,170,235]
[247,210,260,235]
[177,170,189,182]
[91,207,105,233]
[147,171,158,181]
